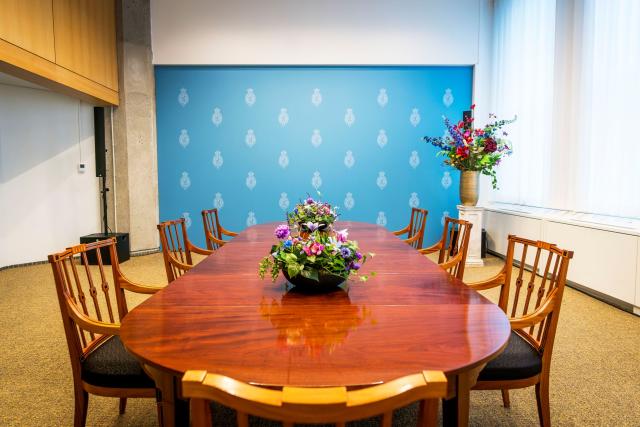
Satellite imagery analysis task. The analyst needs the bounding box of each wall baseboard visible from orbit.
[0,247,161,271]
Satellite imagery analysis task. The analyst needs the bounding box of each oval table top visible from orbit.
[121,222,510,387]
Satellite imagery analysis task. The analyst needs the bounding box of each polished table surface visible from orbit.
[121,222,510,424]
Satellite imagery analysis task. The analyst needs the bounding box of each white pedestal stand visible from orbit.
[458,205,484,267]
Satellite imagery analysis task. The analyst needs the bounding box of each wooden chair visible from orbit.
[392,208,428,249]
[48,239,164,427]
[419,217,472,280]
[182,370,448,427]
[157,218,213,283]
[201,208,238,250]
[467,235,573,427]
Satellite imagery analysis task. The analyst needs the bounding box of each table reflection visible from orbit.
[259,288,374,356]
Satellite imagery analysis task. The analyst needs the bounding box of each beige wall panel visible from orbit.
[52,0,118,90]
[0,0,56,61]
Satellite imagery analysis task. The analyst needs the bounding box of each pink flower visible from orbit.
[304,242,324,256]
[336,229,349,243]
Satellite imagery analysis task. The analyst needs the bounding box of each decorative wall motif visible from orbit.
[156,66,472,248]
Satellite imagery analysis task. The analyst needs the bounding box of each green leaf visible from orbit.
[306,255,316,263]
[283,253,298,263]
[287,263,302,278]
[300,268,319,282]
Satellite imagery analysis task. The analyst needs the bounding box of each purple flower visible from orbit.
[274,224,290,239]
[336,229,349,243]
[306,197,314,205]
[351,262,361,271]
[443,117,465,147]
[304,222,319,232]
[340,247,352,258]
[355,251,363,260]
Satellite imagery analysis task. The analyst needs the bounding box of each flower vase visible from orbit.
[460,170,479,206]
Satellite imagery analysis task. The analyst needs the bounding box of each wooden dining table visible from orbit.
[120,222,510,427]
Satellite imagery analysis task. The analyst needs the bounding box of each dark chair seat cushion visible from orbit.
[81,335,155,389]
[210,401,419,426]
[478,330,542,382]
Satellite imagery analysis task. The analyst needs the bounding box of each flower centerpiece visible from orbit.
[258,224,374,291]
[287,196,338,233]
[423,104,516,205]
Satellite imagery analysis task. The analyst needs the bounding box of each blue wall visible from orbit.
[155,66,472,248]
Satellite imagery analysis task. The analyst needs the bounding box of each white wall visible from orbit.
[151,0,482,65]
[0,77,100,267]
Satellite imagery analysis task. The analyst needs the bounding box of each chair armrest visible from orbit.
[419,241,443,255]
[67,301,121,336]
[205,232,227,247]
[392,225,410,236]
[220,226,238,237]
[188,241,214,256]
[439,255,462,271]
[404,233,422,247]
[466,271,506,291]
[509,290,558,330]
[119,278,165,295]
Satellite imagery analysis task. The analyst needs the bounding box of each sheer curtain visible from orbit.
[489,0,640,219]
[490,0,557,207]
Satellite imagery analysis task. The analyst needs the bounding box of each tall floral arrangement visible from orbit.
[287,196,338,232]
[423,105,516,188]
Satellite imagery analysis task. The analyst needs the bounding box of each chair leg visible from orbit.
[535,379,551,427]
[418,398,438,427]
[501,389,510,408]
[119,397,127,414]
[74,388,88,427]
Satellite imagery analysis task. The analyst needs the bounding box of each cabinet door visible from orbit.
[52,0,118,91]
[0,0,55,61]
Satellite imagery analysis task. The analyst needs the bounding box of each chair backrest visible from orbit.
[182,370,447,427]
[202,208,225,250]
[436,217,472,280]
[157,218,194,283]
[48,239,127,384]
[499,235,573,360]
[406,208,428,249]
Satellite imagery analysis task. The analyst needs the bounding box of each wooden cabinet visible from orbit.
[0,0,119,105]
[52,0,118,91]
[0,0,55,61]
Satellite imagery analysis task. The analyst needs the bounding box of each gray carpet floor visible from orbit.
[1,253,638,426]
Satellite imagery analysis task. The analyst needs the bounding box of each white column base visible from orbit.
[458,205,484,267]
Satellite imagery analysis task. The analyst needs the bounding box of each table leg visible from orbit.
[145,365,189,427]
[442,366,483,427]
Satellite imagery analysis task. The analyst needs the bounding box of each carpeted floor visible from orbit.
[1,253,639,426]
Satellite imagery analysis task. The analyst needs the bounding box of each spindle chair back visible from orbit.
[420,217,472,280]
[157,218,213,282]
[201,208,238,250]
[392,207,428,249]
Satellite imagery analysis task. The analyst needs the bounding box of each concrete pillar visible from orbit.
[104,0,158,252]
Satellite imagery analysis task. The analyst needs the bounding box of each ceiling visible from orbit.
[0,72,47,90]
